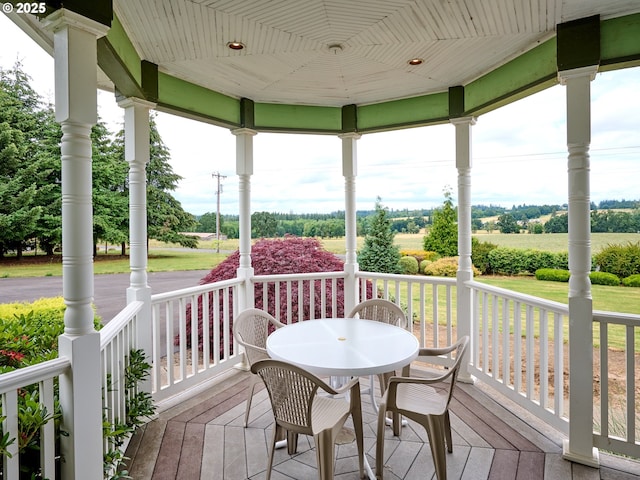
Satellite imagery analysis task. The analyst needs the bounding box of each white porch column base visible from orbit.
[233,128,257,318]
[340,132,361,312]
[44,10,108,480]
[451,116,476,383]
[58,333,103,480]
[559,65,599,467]
[119,97,156,392]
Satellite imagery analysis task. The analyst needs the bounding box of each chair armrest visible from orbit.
[319,376,360,396]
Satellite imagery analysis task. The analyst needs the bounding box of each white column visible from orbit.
[559,65,600,467]
[44,9,108,480]
[340,133,361,312]
[119,97,156,390]
[451,116,476,383]
[233,128,257,311]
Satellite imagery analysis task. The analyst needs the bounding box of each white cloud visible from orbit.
[1,13,638,216]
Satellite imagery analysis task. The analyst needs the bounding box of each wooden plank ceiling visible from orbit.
[114,0,640,107]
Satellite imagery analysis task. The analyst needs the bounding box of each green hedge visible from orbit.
[590,271,620,286]
[622,274,640,287]
[486,247,569,276]
[535,268,570,282]
[534,269,623,286]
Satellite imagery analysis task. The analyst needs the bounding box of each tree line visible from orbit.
[0,63,196,259]
[193,201,638,239]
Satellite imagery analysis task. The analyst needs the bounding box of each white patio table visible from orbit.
[266,317,419,479]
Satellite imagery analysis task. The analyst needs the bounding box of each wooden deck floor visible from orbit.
[124,370,640,480]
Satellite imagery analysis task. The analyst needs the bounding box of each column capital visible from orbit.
[43,8,110,38]
[558,65,598,85]
[338,132,362,140]
[117,97,157,110]
[232,127,258,137]
[450,116,477,126]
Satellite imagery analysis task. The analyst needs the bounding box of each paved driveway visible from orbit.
[0,270,210,322]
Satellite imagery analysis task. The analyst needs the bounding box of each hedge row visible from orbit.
[473,240,640,279]
[534,268,640,287]
[472,243,569,276]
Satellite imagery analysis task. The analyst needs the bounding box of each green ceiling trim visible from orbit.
[95,10,640,133]
[157,72,241,126]
[253,103,342,133]
[600,13,640,69]
[98,37,144,100]
[465,38,557,115]
[105,15,142,87]
[357,92,449,132]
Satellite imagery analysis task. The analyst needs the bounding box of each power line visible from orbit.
[212,172,227,253]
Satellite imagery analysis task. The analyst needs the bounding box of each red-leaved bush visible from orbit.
[179,236,365,355]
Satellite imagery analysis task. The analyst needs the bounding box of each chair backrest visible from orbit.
[251,359,322,434]
[439,335,469,408]
[348,298,407,329]
[233,308,285,366]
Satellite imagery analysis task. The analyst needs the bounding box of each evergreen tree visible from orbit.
[358,198,401,273]
[0,63,43,258]
[31,104,62,255]
[423,188,458,257]
[92,118,129,255]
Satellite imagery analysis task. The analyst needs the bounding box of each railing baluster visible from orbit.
[625,324,635,442]
[553,312,563,416]
[2,390,19,479]
[40,378,56,478]
[491,293,499,378]
[600,322,609,438]
[539,308,549,408]
[502,298,510,387]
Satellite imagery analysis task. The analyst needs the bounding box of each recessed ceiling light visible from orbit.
[227,41,245,50]
[408,58,423,65]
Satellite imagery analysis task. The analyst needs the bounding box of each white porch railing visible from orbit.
[150,278,243,404]
[252,271,346,323]
[592,310,640,458]
[99,300,144,467]
[0,357,69,480]
[356,271,457,355]
[467,280,570,434]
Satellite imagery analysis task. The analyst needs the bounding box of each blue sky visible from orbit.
[1,12,638,216]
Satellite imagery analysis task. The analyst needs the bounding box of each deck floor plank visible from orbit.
[125,370,640,480]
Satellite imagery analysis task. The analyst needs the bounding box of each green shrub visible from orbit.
[398,255,419,275]
[422,257,481,277]
[471,238,497,274]
[535,268,570,282]
[590,271,620,286]
[399,249,439,263]
[622,274,640,287]
[419,259,431,274]
[487,247,569,276]
[594,242,640,278]
[423,257,458,277]
[0,298,101,373]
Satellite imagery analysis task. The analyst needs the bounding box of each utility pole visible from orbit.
[212,172,227,253]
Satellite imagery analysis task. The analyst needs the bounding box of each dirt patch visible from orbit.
[411,322,639,435]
